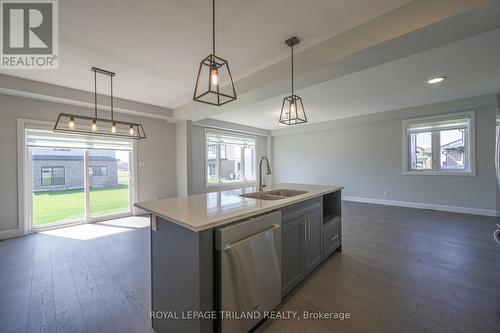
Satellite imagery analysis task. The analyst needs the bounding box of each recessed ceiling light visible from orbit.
[427,76,446,84]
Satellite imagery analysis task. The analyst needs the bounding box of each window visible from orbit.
[403,112,475,175]
[89,166,108,176]
[206,130,256,186]
[41,166,65,186]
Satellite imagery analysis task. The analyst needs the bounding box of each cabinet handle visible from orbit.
[308,218,311,241]
[330,234,339,241]
[304,219,307,245]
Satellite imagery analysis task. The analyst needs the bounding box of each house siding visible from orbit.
[32,157,118,192]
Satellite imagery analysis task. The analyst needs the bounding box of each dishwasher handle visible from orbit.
[223,224,280,251]
[494,229,500,246]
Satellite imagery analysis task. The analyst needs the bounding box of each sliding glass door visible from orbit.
[89,149,130,217]
[27,129,133,228]
[31,147,86,226]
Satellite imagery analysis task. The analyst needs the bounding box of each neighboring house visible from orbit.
[207,144,241,181]
[415,146,432,169]
[32,150,119,191]
[440,138,465,169]
[414,138,465,170]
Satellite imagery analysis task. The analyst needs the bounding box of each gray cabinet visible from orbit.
[304,209,322,274]
[281,216,304,296]
[281,191,342,298]
[281,208,323,297]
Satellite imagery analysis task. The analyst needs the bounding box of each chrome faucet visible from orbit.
[258,156,272,192]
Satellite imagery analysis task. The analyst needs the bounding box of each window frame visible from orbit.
[40,166,65,186]
[402,111,475,176]
[205,129,258,189]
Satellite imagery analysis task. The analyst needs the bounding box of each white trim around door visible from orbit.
[17,118,138,235]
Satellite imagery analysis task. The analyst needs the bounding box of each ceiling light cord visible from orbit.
[111,76,114,121]
[291,44,294,96]
[94,69,98,119]
[212,0,215,56]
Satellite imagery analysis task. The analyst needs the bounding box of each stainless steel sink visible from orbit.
[264,189,308,197]
[240,189,307,200]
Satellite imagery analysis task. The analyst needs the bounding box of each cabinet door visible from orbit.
[304,209,323,275]
[281,217,305,297]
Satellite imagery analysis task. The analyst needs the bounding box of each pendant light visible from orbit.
[279,36,307,126]
[53,67,146,139]
[193,0,237,106]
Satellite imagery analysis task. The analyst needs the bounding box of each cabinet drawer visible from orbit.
[322,219,341,257]
[281,197,322,223]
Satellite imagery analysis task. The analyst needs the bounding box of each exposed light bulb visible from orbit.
[290,101,296,114]
[210,67,219,86]
[111,122,116,133]
[68,117,75,129]
[91,119,97,131]
[129,125,134,135]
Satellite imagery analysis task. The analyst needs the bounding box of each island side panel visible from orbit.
[151,216,213,333]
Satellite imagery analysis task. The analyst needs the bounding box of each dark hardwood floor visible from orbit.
[0,217,153,333]
[262,202,500,333]
[0,203,498,333]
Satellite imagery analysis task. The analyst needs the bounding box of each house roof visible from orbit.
[441,139,464,151]
[32,155,118,161]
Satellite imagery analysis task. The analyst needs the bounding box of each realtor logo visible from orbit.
[1,0,58,68]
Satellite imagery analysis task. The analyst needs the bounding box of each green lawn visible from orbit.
[33,184,129,226]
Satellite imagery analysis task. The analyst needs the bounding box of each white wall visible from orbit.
[273,95,499,215]
[0,93,177,235]
[176,120,188,197]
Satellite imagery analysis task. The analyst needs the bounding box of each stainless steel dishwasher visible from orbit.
[215,210,282,333]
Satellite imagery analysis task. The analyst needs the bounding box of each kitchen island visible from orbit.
[135,183,343,333]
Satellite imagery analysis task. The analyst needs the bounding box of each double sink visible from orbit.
[240,189,308,200]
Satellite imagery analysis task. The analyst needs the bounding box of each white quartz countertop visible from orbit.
[135,183,342,232]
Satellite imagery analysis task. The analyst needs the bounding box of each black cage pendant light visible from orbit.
[279,36,307,126]
[193,0,237,106]
[53,67,146,139]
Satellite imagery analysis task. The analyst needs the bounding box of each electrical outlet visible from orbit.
[139,161,146,168]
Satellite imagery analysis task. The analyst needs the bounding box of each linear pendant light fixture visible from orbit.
[193,0,237,106]
[54,67,146,139]
[279,36,307,126]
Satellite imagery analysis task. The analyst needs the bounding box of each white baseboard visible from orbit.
[0,228,21,240]
[342,196,499,217]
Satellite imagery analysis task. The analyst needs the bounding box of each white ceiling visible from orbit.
[0,0,412,109]
[211,28,500,130]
